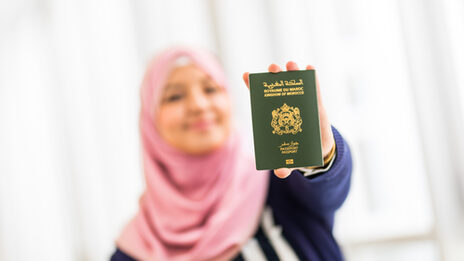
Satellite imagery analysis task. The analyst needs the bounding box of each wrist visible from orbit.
[303,137,336,170]
[323,139,336,166]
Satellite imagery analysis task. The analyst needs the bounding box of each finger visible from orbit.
[306,65,334,156]
[286,61,299,71]
[306,65,322,104]
[306,64,315,70]
[273,168,293,179]
[268,63,282,73]
[242,72,250,89]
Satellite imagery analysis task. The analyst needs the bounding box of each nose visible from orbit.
[186,87,209,113]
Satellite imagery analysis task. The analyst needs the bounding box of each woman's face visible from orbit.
[156,64,232,155]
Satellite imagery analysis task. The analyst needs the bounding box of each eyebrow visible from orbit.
[201,75,216,83]
[163,84,185,92]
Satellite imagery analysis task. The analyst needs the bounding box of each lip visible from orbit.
[188,119,215,131]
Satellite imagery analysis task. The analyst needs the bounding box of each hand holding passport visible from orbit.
[243,62,335,178]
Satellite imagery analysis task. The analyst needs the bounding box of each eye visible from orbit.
[165,94,183,102]
[204,85,219,94]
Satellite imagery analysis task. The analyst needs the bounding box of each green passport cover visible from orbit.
[248,70,323,170]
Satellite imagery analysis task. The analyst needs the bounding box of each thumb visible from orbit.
[273,168,294,179]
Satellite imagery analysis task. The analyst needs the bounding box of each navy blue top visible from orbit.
[111,126,352,261]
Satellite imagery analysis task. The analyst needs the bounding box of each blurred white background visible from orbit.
[1,0,464,260]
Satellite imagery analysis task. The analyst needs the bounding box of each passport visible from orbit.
[248,70,323,170]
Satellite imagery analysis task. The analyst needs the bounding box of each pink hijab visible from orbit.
[116,47,269,261]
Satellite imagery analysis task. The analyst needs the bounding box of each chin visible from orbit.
[187,131,227,155]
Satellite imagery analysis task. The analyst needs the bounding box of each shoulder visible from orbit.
[110,248,136,261]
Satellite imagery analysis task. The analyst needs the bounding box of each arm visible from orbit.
[269,126,352,215]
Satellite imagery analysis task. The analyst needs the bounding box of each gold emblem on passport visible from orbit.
[286,159,294,164]
[271,103,303,135]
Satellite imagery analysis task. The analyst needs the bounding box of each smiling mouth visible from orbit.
[188,120,215,131]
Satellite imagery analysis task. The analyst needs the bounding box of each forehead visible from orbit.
[165,64,209,84]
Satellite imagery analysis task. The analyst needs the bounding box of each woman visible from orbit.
[111,47,352,261]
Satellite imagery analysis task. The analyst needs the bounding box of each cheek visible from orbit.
[213,95,232,125]
[157,106,185,134]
